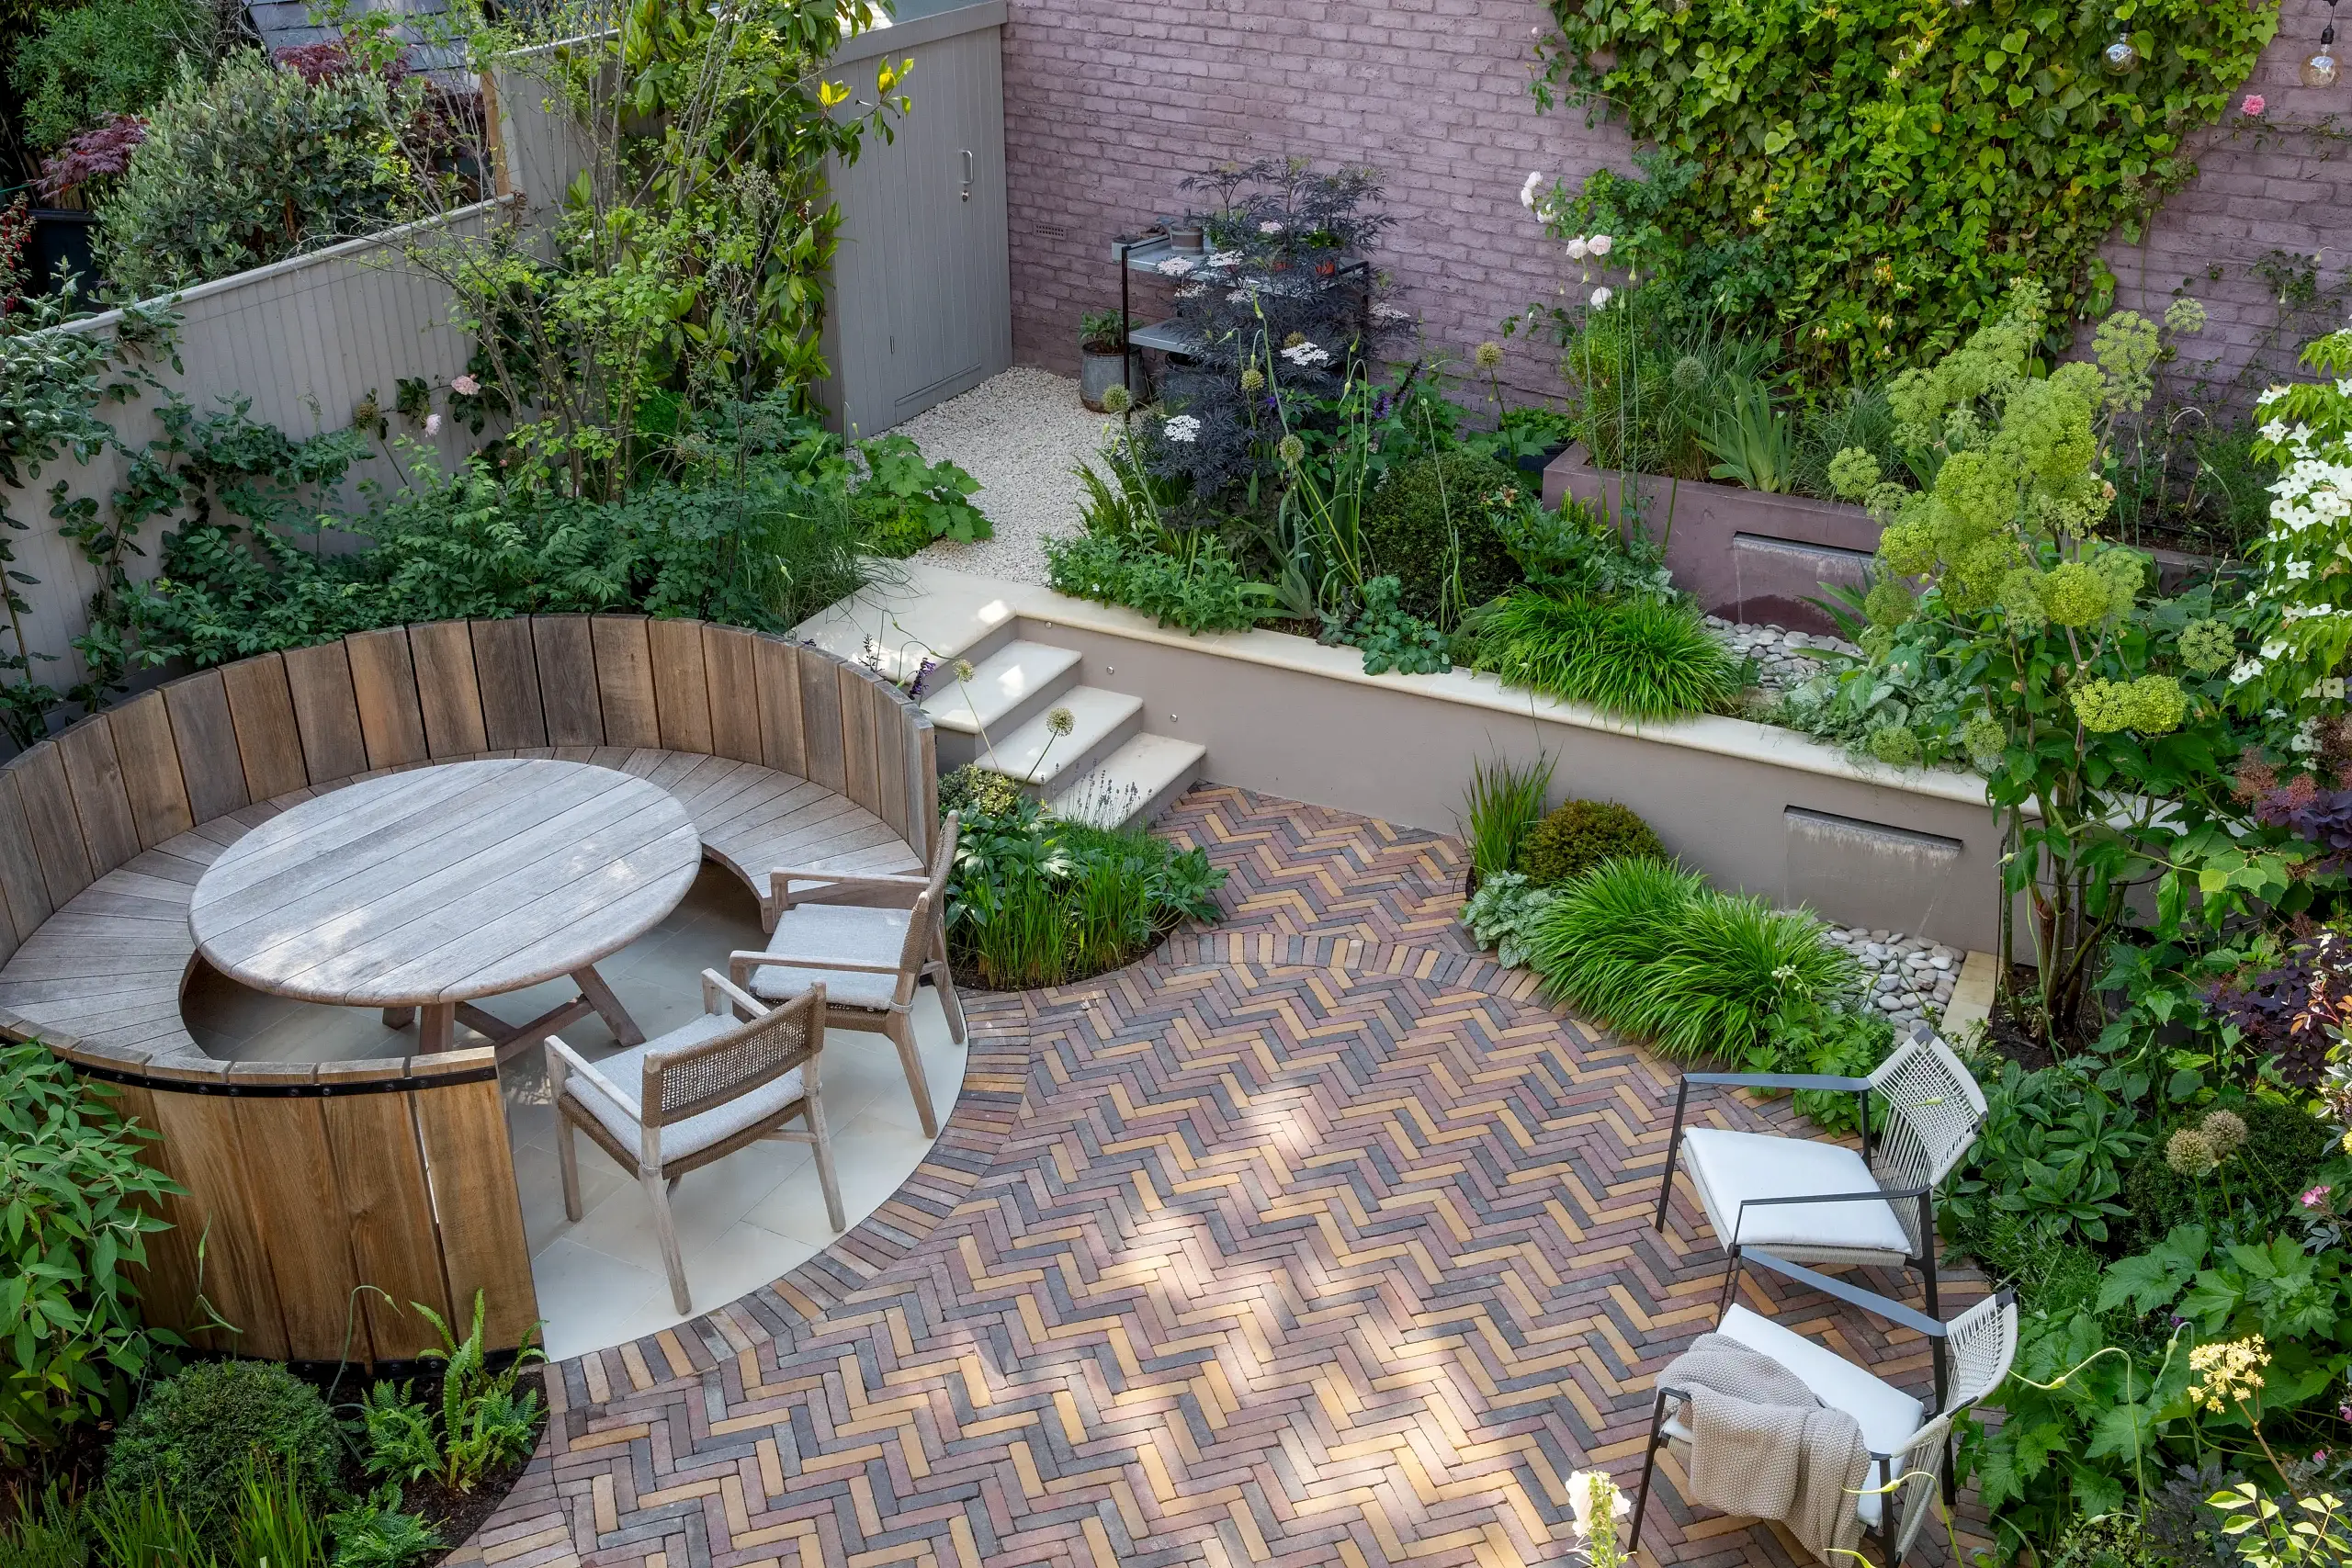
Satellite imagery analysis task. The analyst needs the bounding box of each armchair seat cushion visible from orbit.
[1663,1303,1926,1529]
[561,1012,807,1162]
[1680,1128,1912,1259]
[746,904,911,1012]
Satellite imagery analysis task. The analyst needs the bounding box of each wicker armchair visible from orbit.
[1631,1250,2018,1565]
[548,970,839,1314]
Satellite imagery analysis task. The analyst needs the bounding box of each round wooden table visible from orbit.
[190,758,703,1055]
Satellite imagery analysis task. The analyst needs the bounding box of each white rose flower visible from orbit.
[1587,233,1613,255]
[1519,170,1546,210]
[1589,286,1613,308]
[1566,237,1589,261]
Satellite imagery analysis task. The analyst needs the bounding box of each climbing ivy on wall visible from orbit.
[1532,0,2280,377]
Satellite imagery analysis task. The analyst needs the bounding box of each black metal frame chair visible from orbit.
[1653,1027,1987,1317]
[1630,1250,2018,1566]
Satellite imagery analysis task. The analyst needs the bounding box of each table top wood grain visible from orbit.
[189,759,702,1008]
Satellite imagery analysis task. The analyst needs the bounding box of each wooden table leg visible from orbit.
[571,965,645,1046]
[383,1006,415,1027]
[458,998,594,1061]
[419,1002,455,1053]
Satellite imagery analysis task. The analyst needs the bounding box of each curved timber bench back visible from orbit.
[0,615,937,1365]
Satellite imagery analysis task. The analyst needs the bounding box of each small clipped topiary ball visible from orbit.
[1517,799,1667,887]
[1360,448,1526,622]
[106,1359,341,1540]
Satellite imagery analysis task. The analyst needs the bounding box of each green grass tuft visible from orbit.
[1457,753,1555,880]
[1455,589,1744,721]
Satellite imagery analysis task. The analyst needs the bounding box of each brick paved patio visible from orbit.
[453,787,1990,1568]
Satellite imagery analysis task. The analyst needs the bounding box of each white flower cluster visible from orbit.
[1259,220,1283,234]
[1205,250,1241,269]
[1156,254,1196,276]
[2241,357,2352,701]
[1519,170,1546,211]
[1565,232,1613,261]
[1162,414,1203,444]
[1371,301,1411,323]
[1281,341,1333,367]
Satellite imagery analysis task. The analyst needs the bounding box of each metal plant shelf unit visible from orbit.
[1108,231,1374,407]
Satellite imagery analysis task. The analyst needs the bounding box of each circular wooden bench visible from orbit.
[0,615,937,1366]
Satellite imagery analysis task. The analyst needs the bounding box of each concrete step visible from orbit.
[795,565,1026,683]
[976,687,1142,795]
[921,640,1083,768]
[1051,734,1207,830]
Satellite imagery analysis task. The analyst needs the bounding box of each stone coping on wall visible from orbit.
[797,558,1998,809]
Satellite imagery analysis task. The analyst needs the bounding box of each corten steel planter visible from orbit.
[1541,446,1881,636]
[1540,446,2221,633]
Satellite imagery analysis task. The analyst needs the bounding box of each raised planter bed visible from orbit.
[1540,446,1880,637]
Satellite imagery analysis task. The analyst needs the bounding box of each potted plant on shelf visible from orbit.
[1079,308,1144,412]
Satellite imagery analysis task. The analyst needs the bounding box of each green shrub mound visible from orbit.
[1522,858,1859,1062]
[2120,1098,2336,1250]
[1360,448,1525,622]
[1453,589,1743,722]
[105,1359,340,1540]
[1517,799,1664,887]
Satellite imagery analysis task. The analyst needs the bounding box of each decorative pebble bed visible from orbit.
[1705,615,1863,694]
[1827,926,1963,1030]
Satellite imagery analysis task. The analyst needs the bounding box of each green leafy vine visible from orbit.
[1530,0,2281,378]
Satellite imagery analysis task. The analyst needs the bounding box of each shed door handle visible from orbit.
[960,149,974,202]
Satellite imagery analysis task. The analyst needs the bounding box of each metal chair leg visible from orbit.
[1628,1389,1669,1552]
[1654,1078,1691,1232]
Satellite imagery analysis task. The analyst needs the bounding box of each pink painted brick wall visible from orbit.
[999,0,2349,407]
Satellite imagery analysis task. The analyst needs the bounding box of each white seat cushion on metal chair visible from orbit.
[1681,1128,1913,1258]
[560,1012,808,1161]
[745,904,910,1012]
[1663,1303,1926,1529]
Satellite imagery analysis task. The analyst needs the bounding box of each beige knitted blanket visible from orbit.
[1661,1332,1873,1564]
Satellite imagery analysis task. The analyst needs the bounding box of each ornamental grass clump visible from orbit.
[1523,859,1859,1062]
[1454,589,1741,721]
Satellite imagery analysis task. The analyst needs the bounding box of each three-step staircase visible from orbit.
[798,569,1206,831]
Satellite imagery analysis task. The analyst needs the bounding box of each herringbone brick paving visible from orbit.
[456,786,1991,1568]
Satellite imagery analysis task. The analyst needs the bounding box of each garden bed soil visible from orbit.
[1975,964,2061,1073]
[404,1365,547,1566]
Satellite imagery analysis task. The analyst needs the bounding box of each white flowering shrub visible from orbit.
[2241,329,2352,715]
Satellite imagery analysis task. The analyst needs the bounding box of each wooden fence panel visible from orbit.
[317,1072,454,1360]
[146,1081,288,1359]
[0,771,56,949]
[230,1089,364,1359]
[839,666,879,818]
[798,652,846,793]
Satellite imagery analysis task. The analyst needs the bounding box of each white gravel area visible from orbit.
[901,367,1112,584]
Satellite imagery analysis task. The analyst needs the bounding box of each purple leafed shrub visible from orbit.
[2203,930,2349,1089]
[37,113,148,201]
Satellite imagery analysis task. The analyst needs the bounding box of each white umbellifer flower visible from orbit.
[1371,302,1410,323]
[1281,342,1333,367]
[1566,237,1589,261]
[1260,220,1283,233]
[1163,414,1203,444]
[1588,233,1613,255]
[1157,255,1196,276]
[1175,283,1206,299]
[1590,286,1613,308]
[1519,170,1546,210]
[1206,249,1240,268]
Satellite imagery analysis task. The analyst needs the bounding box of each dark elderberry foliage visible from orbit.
[2202,929,2347,1089]
[1146,156,1409,503]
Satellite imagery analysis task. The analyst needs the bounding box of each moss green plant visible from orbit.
[1518,798,1665,887]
